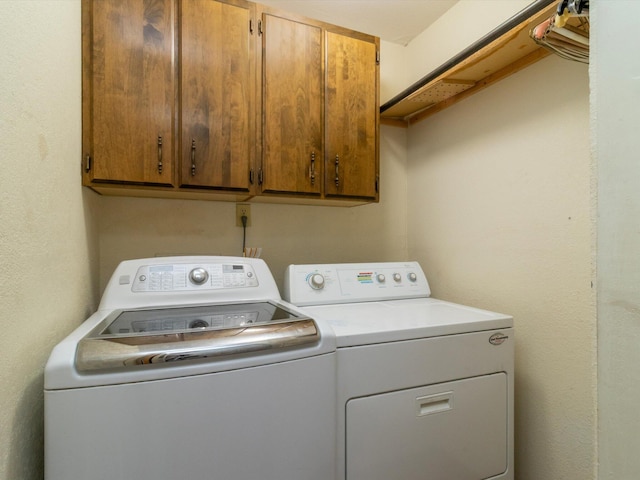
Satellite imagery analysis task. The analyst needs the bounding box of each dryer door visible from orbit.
[346,372,507,480]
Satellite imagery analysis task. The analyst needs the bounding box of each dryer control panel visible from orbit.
[284,262,431,306]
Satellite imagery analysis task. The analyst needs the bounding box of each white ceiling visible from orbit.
[258,0,459,46]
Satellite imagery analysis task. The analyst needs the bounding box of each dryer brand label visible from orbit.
[489,333,509,345]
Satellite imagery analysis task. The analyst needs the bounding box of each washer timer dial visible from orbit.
[189,267,209,285]
[308,273,325,290]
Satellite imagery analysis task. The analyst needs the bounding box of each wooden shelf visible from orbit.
[380,0,558,126]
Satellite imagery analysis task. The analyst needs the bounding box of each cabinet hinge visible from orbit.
[375,174,380,193]
[84,154,92,172]
[376,50,380,65]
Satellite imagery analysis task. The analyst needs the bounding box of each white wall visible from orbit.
[380,40,408,104]
[403,3,595,479]
[593,2,640,478]
[0,2,99,479]
[404,0,531,90]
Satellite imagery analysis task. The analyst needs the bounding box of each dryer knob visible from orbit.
[309,273,325,290]
[377,274,386,283]
[393,273,402,282]
[189,267,209,285]
[408,272,417,282]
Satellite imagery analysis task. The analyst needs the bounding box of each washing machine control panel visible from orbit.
[285,262,432,306]
[131,262,258,292]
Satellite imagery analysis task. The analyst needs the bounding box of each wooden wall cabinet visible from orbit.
[259,9,380,204]
[180,0,256,193]
[82,0,379,205]
[261,13,323,197]
[324,30,379,200]
[82,0,177,187]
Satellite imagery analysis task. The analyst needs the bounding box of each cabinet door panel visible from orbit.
[89,0,176,185]
[325,32,378,199]
[262,14,323,195]
[180,0,254,191]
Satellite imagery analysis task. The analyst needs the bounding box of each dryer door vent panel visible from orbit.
[346,373,507,480]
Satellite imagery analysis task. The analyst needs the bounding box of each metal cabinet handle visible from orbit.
[334,155,340,187]
[190,139,196,176]
[157,135,163,174]
[310,152,316,185]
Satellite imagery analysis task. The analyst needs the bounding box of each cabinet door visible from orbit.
[325,32,379,200]
[84,0,176,185]
[262,13,323,196]
[180,0,255,191]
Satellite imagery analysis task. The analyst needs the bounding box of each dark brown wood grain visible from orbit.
[85,0,177,186]
[325,31,379,200]
[180,0,255,191]
[261,12,323,196]
[82,0,379,205]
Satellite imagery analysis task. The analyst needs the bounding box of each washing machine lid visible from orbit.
[301,298,513,347]
[76,301,319,372]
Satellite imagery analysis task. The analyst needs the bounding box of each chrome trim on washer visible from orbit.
[76,319,319,372]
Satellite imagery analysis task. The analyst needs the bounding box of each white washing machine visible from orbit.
[284,261,514,480]
[45,256,336,480]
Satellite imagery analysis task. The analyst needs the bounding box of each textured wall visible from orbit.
[404,0,531,88]
[593,2,640,478]
[406,55,595,479]
[0,2,98,479]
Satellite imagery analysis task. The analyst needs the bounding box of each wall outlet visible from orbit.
[236,203,251,227]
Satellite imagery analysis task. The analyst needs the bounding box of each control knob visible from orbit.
[408,272,417,282]
[189,267,209,285]
[376,273,386,283]
[189,319,209,329]
[308,273,325,290]
[393,273,401,282]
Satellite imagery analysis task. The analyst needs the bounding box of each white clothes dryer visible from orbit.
[284,261,514,480]
[45,256,336,480]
